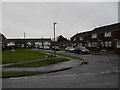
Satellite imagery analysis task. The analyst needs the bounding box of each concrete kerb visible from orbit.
[2,49,84,78]
[2,57,81,78]
[2,67,73,78]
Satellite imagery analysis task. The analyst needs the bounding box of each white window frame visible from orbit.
[79,37,83,40]
[7,42,15,46]
[35,42,42,45]
[101,42,104,47]
[92,34,97,39]
[88,42,91,47]
[117,40,120,48]
[79,43,83,46]
[104,32,111,37]
[73,38,76,41]
[43,41,50,45]
[105,41,112,47]
[92,42,97,47]
[27,42,32,45]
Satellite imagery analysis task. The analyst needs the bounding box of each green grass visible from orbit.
[90,50,115,55]
[2,49,47,64]
[4,58,70,67]
[46,51,83,61]
[60,48,65,51]
[0,51,2,64]
[1,71,44,78]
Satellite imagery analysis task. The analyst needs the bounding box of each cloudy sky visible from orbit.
[1,1,118,39]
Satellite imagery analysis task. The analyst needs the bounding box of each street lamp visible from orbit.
[53,22,57,57]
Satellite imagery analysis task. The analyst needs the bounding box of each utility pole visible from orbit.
[53,22,57,57]
[24,32,25,39]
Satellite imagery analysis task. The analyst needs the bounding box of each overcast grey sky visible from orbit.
[2,2,118,39]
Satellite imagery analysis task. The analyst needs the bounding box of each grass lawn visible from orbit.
[60,48,65,51]
[90,50,115,55]
[46,51,84,61]
[0,51,1,64]
[1,71,45,78]
[2,49,47,64]
[4,58,70,67]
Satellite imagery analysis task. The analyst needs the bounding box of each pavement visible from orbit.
[2,55,83,75]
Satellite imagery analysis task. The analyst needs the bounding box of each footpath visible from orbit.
[2,55,82,72]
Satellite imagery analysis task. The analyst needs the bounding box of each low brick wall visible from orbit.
[114,48,120,54]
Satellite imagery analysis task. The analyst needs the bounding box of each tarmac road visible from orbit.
[2,49,119,88]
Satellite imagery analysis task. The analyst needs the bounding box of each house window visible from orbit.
[79,37,83,40]
[7,42,15,46]
[105,32,111,37]
[92,34,97,39]
[92,42,97,47]
[43,42,50,45]
[35,42,42,45]
[88,42,91,47]
[101,42,104,47]
[105,41,112,47]
[73,38,76,41]
[27,42,32,45]
[117,40,120,48]
[79,43,83,46]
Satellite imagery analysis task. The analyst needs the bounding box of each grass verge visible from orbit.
[1,71,44,78]
[46,51,83,61]
[90,50,115,55]
[4,58,70,67]
[2,49,47,64]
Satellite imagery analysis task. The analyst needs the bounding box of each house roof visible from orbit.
[71,23,120,39]
[7,38,52,42]
[70,30,92,39]
[92,23,120,33]
[0,33,6,39]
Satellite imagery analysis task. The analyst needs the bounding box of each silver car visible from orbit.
[65,46,75,53]
[74,46,90,54]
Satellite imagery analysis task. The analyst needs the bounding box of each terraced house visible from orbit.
[6,38,52,49]
[71,23,120,53]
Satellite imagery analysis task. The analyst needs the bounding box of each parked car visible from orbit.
[52,46,60,51]
[38,46,44,49]
[65,46,74,53]
[44,46,50,50]
[74,46,90,54]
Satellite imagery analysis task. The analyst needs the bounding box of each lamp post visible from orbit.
[53,22,57,57]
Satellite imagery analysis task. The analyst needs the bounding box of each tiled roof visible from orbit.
[92,23,120,33]
[71,23,120,39]
[7,38,51,42]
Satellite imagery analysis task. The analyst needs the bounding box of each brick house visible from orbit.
[71,23,120,53]
[6,38,52,49]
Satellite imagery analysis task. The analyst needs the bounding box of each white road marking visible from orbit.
[50,75,62,78]
[32,77,41,79]
[41,76,47,78]
[101,71,111,74]
[64,74,77,77]
[81,73,94,75]
[10,77,28,80]
[31,76,47,79]
[8,70,118,80]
